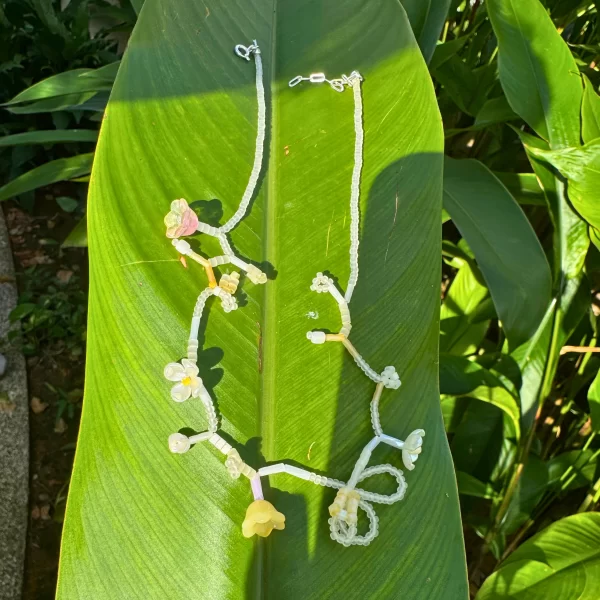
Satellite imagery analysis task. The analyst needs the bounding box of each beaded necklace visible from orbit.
[163,39,425,547]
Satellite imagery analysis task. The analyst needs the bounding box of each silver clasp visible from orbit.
[288,70,362,93]
[235,40,260,61]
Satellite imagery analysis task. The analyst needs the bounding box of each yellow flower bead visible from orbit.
[242,500,285,538]
[328,488,349,518]
[219,272,240,295]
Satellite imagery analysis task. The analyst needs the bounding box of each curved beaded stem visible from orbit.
[220,40,265,234]
[163,45,426,548]
[345,74,363,303]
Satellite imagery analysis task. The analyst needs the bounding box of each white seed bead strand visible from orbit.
[356,464,407,504]
[221,41,265,234]
[350,351,382,383]
[208,255,231,267]
[187,338,199,362]
[345,74,364,303]
[196,222,220,237]
[347,436,380,490]
[370,383,384,436]
[193,288,214,318]
[217,233,234,257]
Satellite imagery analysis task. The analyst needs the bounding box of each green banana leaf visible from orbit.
[487,0,582,148]
[443,157,552,349]
[0,153,94,202]
[581,75,600,143]
[57,1,467,598]
[526,140,600,234]
[476,513,600,599]
[0,129,98,146]
[2,65,116,107]
[400,0,452,63]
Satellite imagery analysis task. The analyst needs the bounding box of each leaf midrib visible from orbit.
[257,4,279,597]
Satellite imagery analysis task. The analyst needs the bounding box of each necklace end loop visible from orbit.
[234,41,260,61]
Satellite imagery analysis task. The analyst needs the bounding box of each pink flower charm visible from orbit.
[164,198,199,239]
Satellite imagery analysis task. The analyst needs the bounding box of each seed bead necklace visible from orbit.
[162,40,425,547]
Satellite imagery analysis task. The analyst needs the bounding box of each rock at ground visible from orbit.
[0,207,28,600]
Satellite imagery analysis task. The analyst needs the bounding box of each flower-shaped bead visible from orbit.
[168,433,191,454]
[242,500,286,538]
[164,358,203,402]
[381,366,401,390]
[402,429,425,471]
[164,198,199,239]
[310,272,332,293]
[219,292,238,313]
[225,448,243,479]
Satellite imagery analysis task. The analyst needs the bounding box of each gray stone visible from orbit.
[0,208,28,600]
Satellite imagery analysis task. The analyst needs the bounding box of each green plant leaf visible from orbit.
[0,129,98,147]
[9,303,37,322]
[487,0,583,148]
[476,513,600,599]
[548,450,598,491]
[456,471,498,500]
[62,215,88,248]
[130,0,145,15]
[0,153,93,202]
[581,75,600,144]
[493,172,546,206]
[443,157,552,349]
[56,196,79,213]
[401,0,452,62]
[429,37,470,71]
[3,66,115,107]
[434,56,494,116]
[500,455,549,536]
[449,400,515,483]
[547,0,592,18]
[440,260,490,355]
[588,369,600,432]
[57,1,468,598]
[4,92,101,115]
[509,130,588,430]
[439,353,501,395]
[443,384,521,441]
[474,95,519,128]
[527,140,600,233]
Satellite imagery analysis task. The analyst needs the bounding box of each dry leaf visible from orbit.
[56,269,74,284]
[31,505,41,520]
[30,397,49,414]
[14,250,54,267]
[54,418,68,434]
[0,394,15,414]
[40,505,52,520]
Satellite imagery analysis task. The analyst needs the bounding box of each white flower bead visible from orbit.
[402,429,425,471]
[381,366,401,389]
[220,293,238,313]
[168,433,191,454]
[310,272,332,293]
[225,449,243,479]
[164,358,203,402]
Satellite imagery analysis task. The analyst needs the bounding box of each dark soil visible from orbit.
[3,190,88,600]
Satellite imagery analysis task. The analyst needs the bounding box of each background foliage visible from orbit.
[2,0,600,598]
